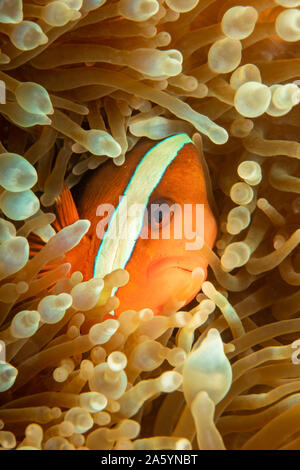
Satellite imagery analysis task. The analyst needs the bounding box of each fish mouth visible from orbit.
[175,267,193,273]
[149,262,206,316]
[147,256,207,279]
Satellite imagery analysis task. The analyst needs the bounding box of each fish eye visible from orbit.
[148,197,174,228]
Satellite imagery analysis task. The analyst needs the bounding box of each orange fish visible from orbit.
[56,133,217,316]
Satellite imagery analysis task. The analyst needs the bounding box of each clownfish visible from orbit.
[56,133,217,316]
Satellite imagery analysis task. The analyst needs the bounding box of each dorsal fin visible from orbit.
[54,183,80,231]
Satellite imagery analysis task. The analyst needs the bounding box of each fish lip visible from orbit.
[147,256,207,279]
[146,264,192,280]
[175,266,193,273]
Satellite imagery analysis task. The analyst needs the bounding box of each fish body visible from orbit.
[58,134,217,315]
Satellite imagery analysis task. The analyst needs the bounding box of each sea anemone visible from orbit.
[0,0,300,451]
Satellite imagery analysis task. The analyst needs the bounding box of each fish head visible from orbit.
[113,137,218,315]
[77,134,217,316]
